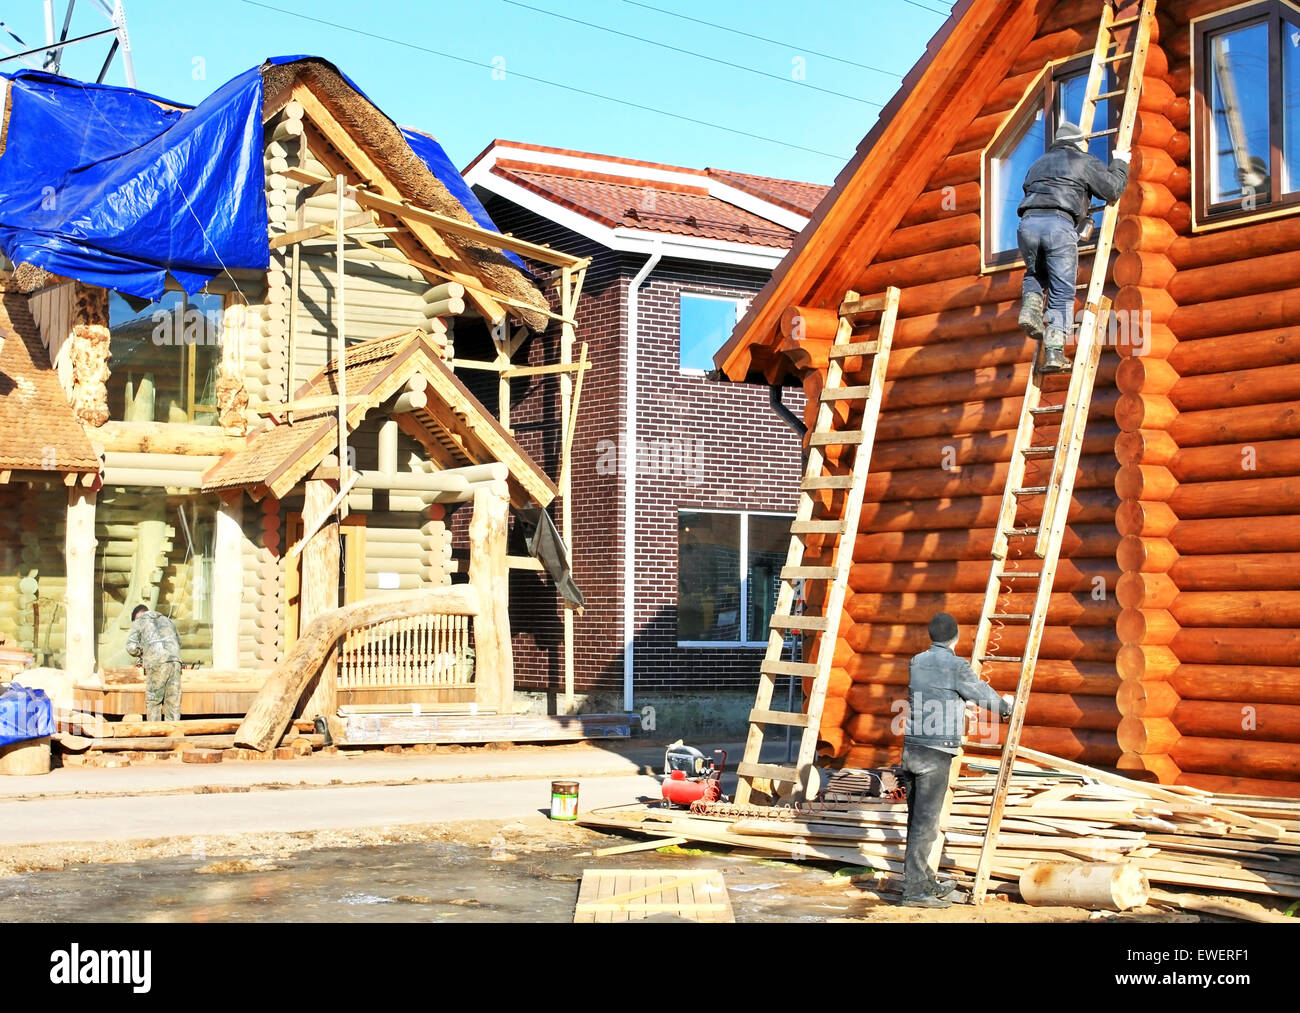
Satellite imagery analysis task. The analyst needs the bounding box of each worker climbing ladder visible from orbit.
[968,0,1157,903]
[734,286,900,807]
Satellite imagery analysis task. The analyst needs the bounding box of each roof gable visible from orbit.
[202,329,557,509]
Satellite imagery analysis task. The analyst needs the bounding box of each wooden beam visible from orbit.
[501,360,593,379]
[468,486,513,714]
[284,472,360,561]
[211,496,243,670]
[284,164,589,269]
[64,486,96,678]
[559,342,589,493]
[269,211,375,249]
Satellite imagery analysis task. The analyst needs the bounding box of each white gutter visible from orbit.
[624,242,663,712]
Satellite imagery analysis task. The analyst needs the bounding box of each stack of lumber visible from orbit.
[579,748,1300,905]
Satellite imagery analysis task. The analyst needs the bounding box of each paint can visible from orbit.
[550,780,579,821]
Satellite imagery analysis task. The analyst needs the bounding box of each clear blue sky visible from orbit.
[3,0,952,184]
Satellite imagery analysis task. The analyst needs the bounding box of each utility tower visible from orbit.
[0,1,135,86]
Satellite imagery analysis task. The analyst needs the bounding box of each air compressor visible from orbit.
[660,740,727,808]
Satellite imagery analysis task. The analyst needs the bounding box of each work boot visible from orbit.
[900,893,952,909]
[933,878,956,899]
[1018,292,1044,341]
[1038,339,1071,375]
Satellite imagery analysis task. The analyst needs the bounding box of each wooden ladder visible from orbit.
[734,286,899,806]
[968,0,1156,903]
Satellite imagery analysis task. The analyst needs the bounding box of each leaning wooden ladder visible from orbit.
[734,286,900,806]
[968,0,1156,902]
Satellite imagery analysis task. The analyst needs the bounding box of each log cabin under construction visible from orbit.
[717,0,1300,799]
[0,57,608,743]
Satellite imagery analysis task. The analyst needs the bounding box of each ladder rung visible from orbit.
[749,708,812,728]
[821,385,874,401]
[810,430,866,446]
[770,614,830,632]
[737,761,801,783]
[990,613,1033,621]
[781,565,840,581]
[1109,14,1141,28]
[790,519,847,535]
[761,660,818,678]
[1030,404,1066,415]
[1014,486,1049,496]
[1084,127,1119,138]
[802,475,855,490]
[1022,446,1056,457]
[1006,527,1040,538]
[1102,51,1133,63]
[828,341,879,359]
[995,570,1042,581]
[1094,88,1126,101]
[978,655,1023,665]
[838,296,884,318]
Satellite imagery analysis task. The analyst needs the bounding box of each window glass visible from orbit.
[677,512,741,641]
[679,294,740,370]
[1207,22,1272,206]
[108,290,222,424]
[989,105,1046,256]
[746,515,789,642]
[1284,16,1300,193]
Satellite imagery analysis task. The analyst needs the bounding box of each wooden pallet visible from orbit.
[573,868,733,923]
[735,287,900,806]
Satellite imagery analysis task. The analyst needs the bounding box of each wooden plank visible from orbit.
[592,837,687,858]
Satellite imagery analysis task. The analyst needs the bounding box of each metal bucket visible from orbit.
[550,780,579,821]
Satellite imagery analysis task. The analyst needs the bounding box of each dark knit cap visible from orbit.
[928,612,959,643]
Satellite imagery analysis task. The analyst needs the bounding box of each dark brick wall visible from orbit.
[474,189,804,700]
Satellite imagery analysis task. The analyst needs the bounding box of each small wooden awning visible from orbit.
[202,329,557,508]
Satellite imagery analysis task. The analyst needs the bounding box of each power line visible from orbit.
[238,0,852,160]
[500,0,883,107]
[900,0,951,16]
[618,0,903,79]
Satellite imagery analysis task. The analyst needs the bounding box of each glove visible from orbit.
[1001,694,1015,718]
[1112,148,1131,164]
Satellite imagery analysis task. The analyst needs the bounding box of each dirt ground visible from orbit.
[3,810,1288,923]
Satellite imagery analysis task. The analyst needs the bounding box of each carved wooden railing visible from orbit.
[338,613,474,689]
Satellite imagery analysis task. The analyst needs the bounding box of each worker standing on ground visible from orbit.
[1017,121,1130,375]
[899,612,1012,908]
[125,604,183,723]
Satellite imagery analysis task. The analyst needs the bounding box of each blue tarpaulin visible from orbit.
[0,683,53,749]
[0,55,520,301]
[0,66,269,299]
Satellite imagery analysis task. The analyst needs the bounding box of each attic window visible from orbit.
[1192,1,1300,225]
[983,57,1117,268]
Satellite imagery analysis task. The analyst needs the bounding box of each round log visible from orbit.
[1117,678,1181,719]
[1170,288,1300,343]
[1168,215,1300,271]
[1173,361,1300,414]
[853,521,1118,564]
[779,305,839,342]
[1115,499,1178,537]
[1115,429,1179,467]
[1171,736,1300,780]
[1170,400,1300,449]
[1167,326,1300,378]
[1170,438,1300,483]
[896,271,1025,322]
[1115,393,1177,432]
[845,622,1119,662]
[1115,572,1179,610]
[1116,644,1179,681]
[1019,862,1149,911]
[1117,536,1178,573]
[1116,607,1179,645]
[1114,464,1178,501]
[859,245,980,294]
[1116,752,1183,784]
[1115,356,1180,396]
[876,214,981,262]
[0,736,51,775]
[1117,715,1181,754]
[898,182,979,229]
[1114,216,1178,254]
[1170,591,1300,629]
[850,557,1120,594]
[1171,627,1300,667]
[860,452,1115,503]
[1172,699,1300,744]
[1168,664,1300,706]
[926,149,981,189]
[843,656,1120,697]
[1167,475,1300,520]
[1113,250,1176,289]
[1174,772,1300,799]
[1117,182,1177,222]
[846,590,1119,627]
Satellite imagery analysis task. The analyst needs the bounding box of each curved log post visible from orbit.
[235,586,480,751]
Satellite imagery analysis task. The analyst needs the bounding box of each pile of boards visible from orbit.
[51,713,323,765]
[579,745,1300,906]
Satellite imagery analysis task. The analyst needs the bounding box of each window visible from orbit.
[107,289,223,424]
[1194,2,1300,222]
[677,510,792,646]
[679,293,743,371]
[984,59,1117,265]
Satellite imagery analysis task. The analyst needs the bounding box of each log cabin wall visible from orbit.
[803,0,1300,798]
[0,484,69,667]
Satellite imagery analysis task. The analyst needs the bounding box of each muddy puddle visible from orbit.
[0,835,855,923]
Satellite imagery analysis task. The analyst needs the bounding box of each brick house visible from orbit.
[461,142,828,728]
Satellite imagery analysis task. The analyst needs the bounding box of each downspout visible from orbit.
[768,384,807,439]
[624,243,663,713]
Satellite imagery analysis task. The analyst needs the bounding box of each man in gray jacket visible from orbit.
[899,612,1012,907]
[1017,121,1130,374]
[125,604,183,723]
